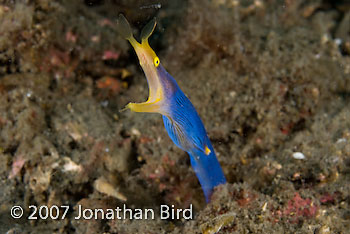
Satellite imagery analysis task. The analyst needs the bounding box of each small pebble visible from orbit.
[94,177,127,201]
[334,38,342,46]
[336,138,346,144]
[131,128,141,136]
[26,90,33,98]
[100,100,109,107]
[62,157,82,172]
[292,152,305,160]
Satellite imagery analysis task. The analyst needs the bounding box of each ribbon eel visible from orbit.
[117,14,226,202]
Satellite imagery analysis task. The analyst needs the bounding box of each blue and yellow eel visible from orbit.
[117,15,226,202]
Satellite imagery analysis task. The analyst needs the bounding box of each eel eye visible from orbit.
[153,57,160,67]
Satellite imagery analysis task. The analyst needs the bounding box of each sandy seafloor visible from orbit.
[0,0,349,233]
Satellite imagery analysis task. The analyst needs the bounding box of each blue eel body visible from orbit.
[158,66,227,202]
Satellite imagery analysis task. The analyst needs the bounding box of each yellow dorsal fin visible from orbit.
[205,146,211,155]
